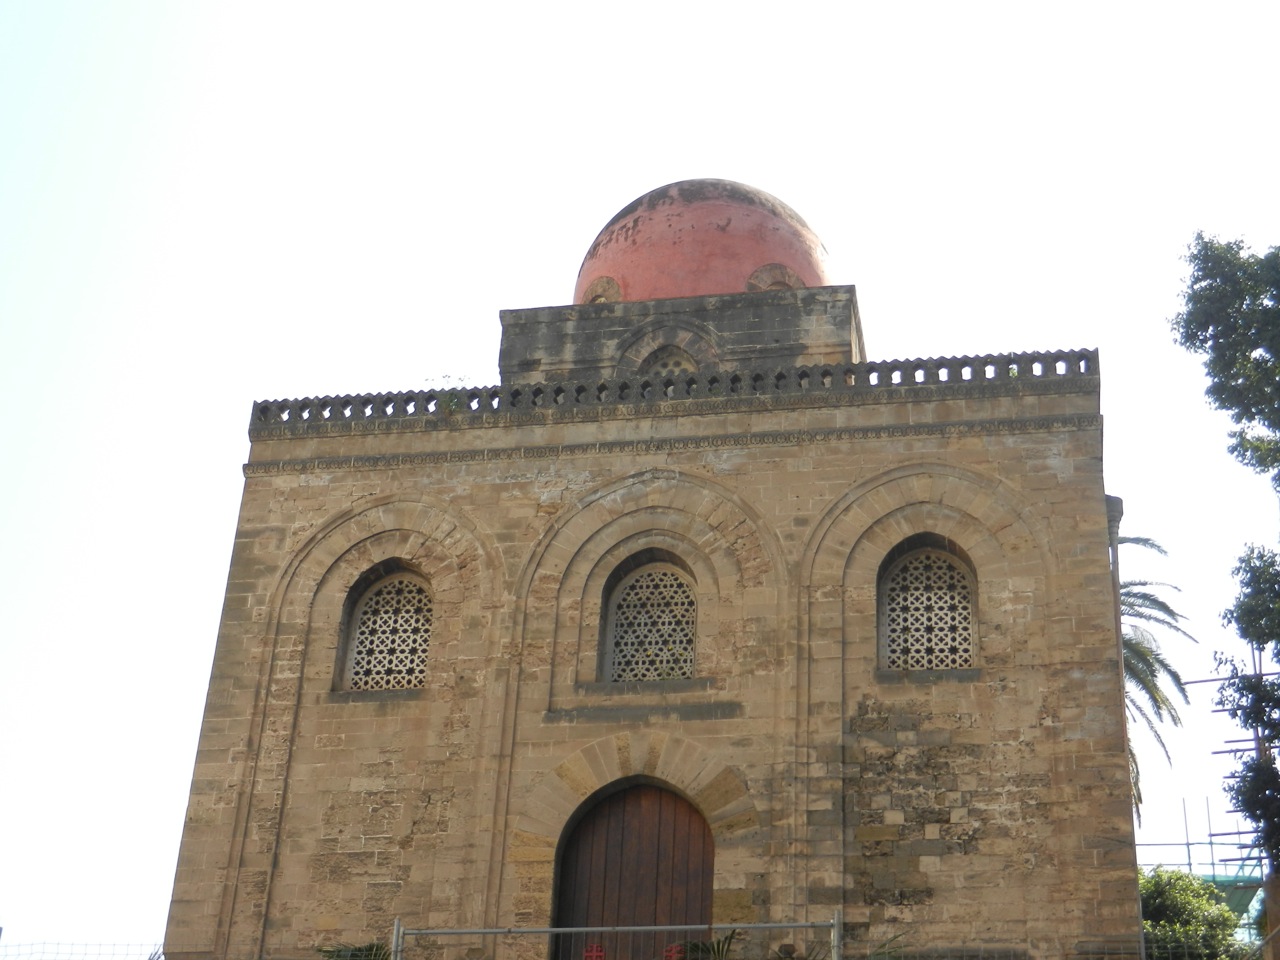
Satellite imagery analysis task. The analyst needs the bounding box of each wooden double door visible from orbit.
[554,784,714,960]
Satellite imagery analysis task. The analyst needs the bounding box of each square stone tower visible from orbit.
[166,180,1140,960]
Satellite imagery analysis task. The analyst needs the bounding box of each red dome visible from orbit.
[574,179,828,304]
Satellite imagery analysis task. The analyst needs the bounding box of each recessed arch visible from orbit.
[582,275,621,304]
[517,468,779,604]
[639,343,699,377]
[799,463,1061,686]
[514,733,759,843]
[510,468,783,696]
[614,318,723,377]
[573,525,724,687]
[218,495,502,957]
[273,494,502,624]
[801,462,1052,592]
[297,498,501,688]
[745,262,805,292]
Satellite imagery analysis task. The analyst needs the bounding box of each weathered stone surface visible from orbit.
[165,280,1137,960]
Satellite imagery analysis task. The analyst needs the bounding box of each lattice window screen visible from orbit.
[882,551,975,670]
[607,567,696,682]
[346,575,432,690]
[641,345,697,377]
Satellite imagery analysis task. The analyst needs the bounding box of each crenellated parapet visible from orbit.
[249,348,1098,440]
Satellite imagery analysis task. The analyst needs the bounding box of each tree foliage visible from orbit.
[1225,547,1280,656]
[1218,547,1280,865]
[1139,867,1246,960]
[1173,232,1280,873]
[1172,232,1280,485]
[1227,754,1280,868]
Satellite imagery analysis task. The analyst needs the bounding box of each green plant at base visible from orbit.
[867,933,908,960]
[769,941,830,960]
[317,942,391,960]
[678,929,738,960]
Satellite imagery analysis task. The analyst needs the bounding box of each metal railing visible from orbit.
[391,915,843,960]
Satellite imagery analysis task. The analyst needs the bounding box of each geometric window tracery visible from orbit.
[640,345,698,377]
[881,549,975,670]
[605,565,696,682]
[345,574,432,690]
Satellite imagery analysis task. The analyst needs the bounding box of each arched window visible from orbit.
[878,534,976,670]
[602,553,696,682]
[640,345,698,377]
[342,564,433,691]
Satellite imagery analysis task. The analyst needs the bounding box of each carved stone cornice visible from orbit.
[243,414,1102,477]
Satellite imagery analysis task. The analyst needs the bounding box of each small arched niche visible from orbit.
[745,262,805,292]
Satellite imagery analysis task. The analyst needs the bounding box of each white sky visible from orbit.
[2,0,1279,949]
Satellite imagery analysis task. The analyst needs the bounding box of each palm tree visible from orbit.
[1119,536,1195,809]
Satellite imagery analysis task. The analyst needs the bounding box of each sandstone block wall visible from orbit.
[498,286,863,383]
[166,351,1139,960]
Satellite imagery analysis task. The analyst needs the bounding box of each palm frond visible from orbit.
[1118,536,1168,555]
[1124,628,1188,748]
[1119,581,1197,641]
[1129,742,1144,818]
[1119,537,1196,808]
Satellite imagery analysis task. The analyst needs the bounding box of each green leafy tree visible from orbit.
[1219,548,1280,864]
[1172,232,1280,484]
[1172,229,1280,952]
[1139,867,1247,960]
[1173,232,1280,935]
[1121,537,1194,807]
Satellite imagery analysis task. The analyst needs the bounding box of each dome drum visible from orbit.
[498,285,863,386]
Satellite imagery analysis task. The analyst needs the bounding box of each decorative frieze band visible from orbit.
[248,350,1100,441]
[243,414,1102,477]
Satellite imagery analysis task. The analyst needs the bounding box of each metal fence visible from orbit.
[384,928,1264,960]
[7,927,1263,960]
[391,918,843,960]
[0,947,162,960]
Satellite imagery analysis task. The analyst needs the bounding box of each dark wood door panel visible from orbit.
[554,784,714,960]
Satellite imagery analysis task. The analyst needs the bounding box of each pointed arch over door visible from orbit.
[554,783,714,960]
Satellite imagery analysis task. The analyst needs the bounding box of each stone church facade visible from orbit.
[165,181,1140,960]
